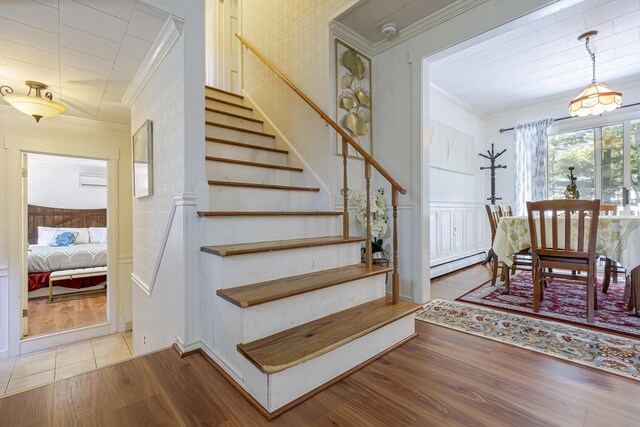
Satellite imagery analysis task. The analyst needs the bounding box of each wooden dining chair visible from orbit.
[600,204,624,292]
[486,204,531,293]
[485,204,504,286]
[527,199,601,323]
[498,205,513,217]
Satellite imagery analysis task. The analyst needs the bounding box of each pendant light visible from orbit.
[0,81,67,123]
[569,31,622,117]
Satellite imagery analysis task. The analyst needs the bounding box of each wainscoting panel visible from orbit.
[430,202,488,278]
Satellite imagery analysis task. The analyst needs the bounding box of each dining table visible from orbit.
[493,215,640,316]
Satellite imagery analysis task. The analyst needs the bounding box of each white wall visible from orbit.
[28,157,107,209]
[428,86,488,275]
[129,6,205,356]
[484,83,640,209]
[0,107,133,357]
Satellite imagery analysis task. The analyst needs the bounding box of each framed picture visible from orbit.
[132,120,153,198]
[335,39,372,159]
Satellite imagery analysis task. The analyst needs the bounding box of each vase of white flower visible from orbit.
[348,188,389,262]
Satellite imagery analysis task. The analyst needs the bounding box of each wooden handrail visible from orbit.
[235,34,407,195]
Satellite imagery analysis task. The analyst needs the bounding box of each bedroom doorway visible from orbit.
[22,153,109,338]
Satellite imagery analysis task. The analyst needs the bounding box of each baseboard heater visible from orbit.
[430,251,487,278]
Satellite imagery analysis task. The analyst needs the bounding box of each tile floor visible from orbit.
[0,331,132,397]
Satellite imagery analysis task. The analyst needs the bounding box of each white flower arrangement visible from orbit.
[348,188,389,240]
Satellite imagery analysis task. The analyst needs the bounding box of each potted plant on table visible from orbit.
[348,188,389,264]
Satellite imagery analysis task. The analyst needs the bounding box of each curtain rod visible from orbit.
[498,101,640,133]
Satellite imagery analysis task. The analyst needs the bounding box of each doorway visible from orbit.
[23,153,109,338]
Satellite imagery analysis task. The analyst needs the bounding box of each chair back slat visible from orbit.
[498,205,513,217]
[485,205,501,241]
[564,210,571,251]
[551,211,558,249]
[578,210,586,252]
[526,199,600,261]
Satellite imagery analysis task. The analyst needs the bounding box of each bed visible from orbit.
[27,205,108,301]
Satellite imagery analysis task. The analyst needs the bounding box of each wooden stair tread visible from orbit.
[205,107,263,124]
[205,85,244,99]
[205,156,302,172]
[237,296,420,374]
[201,236,366,256]
[205,96,253,111]
[198,211,343,217]
[217,264,391,308]
[206,137,288,154]
[206,121,275,138]
[208,180,320,192]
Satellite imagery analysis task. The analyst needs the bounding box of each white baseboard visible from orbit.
[430,252,486,278]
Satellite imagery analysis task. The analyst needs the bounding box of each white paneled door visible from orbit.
[222,0,241,94]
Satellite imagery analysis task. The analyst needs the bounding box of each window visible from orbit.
[548,129,595,200]
[548,121,632,208]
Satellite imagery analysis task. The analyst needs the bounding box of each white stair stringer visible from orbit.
[202,215,342,245]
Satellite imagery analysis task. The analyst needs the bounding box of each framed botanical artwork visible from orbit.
[335,39,372,159]
[132,119,153,198]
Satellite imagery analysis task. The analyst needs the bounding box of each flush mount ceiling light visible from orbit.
[0,80,67,123]
[569,31,622,117]
[380,22,397,41]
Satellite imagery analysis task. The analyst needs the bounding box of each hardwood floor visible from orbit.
[27,294,107,337]
[1,320,638,426]
[431,263,493,301]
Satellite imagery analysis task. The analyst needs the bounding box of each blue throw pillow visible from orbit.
[51,231,77,247]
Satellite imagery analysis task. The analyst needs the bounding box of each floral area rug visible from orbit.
[456,271,640,338]
[417,299,640,381]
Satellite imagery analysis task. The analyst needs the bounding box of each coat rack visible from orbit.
[480,143,506,205]
[480,143,506,264]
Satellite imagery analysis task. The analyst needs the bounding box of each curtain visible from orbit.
[514,118,554,215]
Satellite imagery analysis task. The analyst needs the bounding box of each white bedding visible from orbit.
[28,243,108,273]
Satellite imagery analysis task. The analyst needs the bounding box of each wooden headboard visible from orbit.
[28,205,107,244]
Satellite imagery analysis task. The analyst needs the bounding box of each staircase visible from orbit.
[199,85,419,418]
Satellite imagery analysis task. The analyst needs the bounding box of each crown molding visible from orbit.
[329,21,374,57]
[122,15,184,107]
[429,82,487,120]
[372,0,489,55]
[0,104,129,132]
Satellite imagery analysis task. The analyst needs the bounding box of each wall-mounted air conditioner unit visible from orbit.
[79,174,107,187]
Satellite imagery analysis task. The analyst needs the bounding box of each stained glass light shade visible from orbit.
[569,82,622,117]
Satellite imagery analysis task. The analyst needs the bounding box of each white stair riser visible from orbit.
[205,98,253,118]
[267,315,415,411]
[206,141,288,167]
[242,275,386,342]
[206,125,275,148]
[205,161,304,186]
[203,215,341,245]
[209,185,317,211]
[202,242,362,288]
[204,314,416,412]
[206,88,244,105]
[206,110,263,132]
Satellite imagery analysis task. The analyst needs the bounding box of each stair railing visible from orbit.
[236,34,407,304]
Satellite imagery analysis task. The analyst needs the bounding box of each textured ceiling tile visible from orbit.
[126,9,164,42]
[0,16,59,53]
[60,0,128,42]
[60,25,120,61]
